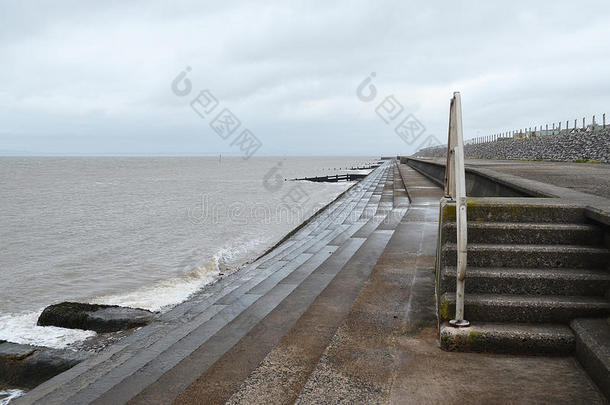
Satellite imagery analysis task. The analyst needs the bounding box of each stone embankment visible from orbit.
[414,128,610,163]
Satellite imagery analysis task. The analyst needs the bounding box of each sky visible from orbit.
[1,0,609,156]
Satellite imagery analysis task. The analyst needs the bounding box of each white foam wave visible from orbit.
[91,243,259,312]
[0,389,25,405]
[0,312,96,349]
[0,243,264,349]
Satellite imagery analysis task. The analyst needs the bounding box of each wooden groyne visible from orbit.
[289,173,368,182]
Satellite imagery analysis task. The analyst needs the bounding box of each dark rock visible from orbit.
[0,342,88,388]
[37,302,156,333]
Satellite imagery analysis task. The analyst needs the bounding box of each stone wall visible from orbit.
[413,129,610,163]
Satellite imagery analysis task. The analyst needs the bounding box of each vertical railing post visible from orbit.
[448,92,469,328]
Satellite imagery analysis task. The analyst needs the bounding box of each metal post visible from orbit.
[583,117,586,129]
[604,113,606,129]
[448,91,469,328]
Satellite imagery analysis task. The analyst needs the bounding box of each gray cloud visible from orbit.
[1,0,609,155]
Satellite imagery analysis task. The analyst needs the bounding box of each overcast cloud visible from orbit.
[1,0,609,155]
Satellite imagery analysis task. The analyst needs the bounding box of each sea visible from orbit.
[0,156,375,349]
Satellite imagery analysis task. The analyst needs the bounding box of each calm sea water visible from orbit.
[0,156,375,347]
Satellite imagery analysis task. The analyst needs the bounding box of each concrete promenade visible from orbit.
[461,159,610,199]
[15,160,606,404]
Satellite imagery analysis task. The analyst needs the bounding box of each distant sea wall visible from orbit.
[413,129,610,163]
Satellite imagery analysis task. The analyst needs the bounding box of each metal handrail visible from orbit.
[444,92,469,328]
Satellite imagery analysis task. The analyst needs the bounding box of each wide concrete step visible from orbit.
[442,202,586,223]
[443,222,603,245]
[571,318,610,401]
[440,266,610,296]
[128,241,370,405]
[440,293,610,324]
[42,236,369,404]
[221,230,395,405]
[440,321,575,355]
[442,243,610,269]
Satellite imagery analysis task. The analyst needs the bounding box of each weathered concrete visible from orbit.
[443,221,603,245]
[441,293,610,324]
[440,322,575,355]
[572,318,610,400]
[37,302,156,333]
[441,266,610,296]
[458,159,610,199]
[216,168,401,405]
[410,155,610,399]
[442,243,609,269]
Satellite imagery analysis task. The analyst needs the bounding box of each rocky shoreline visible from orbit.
[0,302,157,391]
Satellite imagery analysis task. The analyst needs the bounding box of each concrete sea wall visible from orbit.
[414,129,610,163]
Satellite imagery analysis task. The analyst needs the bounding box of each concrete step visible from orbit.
[88,175,391,405]
[220,230,395,405]
[166,236,371,405]
[440,321,575,355]
[443,222,603,245]
[352,213,389,238]
[440,266,610,296]
[28,249,326,404]
[440,293,610,324]
[56,238,359,405]
[441,201,586,223]
[571,318,610,401]
[328,220,367,246]
[442,243,610,269]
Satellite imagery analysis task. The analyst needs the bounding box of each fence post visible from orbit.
[604,113,606,129]
[583,117,585,130]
